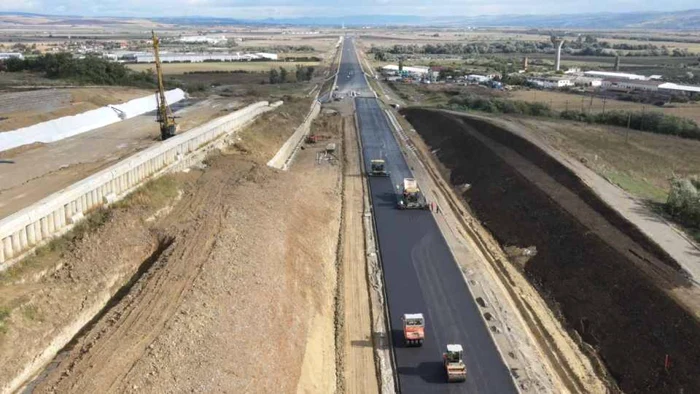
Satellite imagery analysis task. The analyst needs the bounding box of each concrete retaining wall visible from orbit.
[0,100,281,268]
[267,100,321,170]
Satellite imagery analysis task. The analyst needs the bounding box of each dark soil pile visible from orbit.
[403,108,700,394]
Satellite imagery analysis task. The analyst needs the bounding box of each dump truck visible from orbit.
[443,344,467,383]
[402,313,425,346]
[397,178,428,210]
[370,159,389,176]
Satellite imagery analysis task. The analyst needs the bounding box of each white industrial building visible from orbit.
[584,71,647,81]
[466,74,491,83]
[570,76,603,87]
[602,78,661,92]
[0,52,24,60]
[132,52,277,63]
[658,82,700,94]
[527,76,574,89]
[382,64,431,77]
[179,35,227,44]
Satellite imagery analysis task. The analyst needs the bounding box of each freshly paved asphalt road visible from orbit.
[339,37,517,393]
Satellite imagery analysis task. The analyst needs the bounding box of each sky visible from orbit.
[1,0,698,19]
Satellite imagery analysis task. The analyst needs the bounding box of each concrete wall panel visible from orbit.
[0,101,278,267]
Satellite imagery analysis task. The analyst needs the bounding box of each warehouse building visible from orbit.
[658,82,700,94]
[132,52,277,63]
[526,76,574,89]
[570,76,603,87]
[179,35,227,44]
[602,78,661,92]
[381,64,432,77]
[0,53,24,60]
[584,71,647,81]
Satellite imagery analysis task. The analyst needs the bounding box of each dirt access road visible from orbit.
[333,100,379,394]
[0,96,246,220]
[1,100,342,393]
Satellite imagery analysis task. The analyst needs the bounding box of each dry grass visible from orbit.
[126,61,320,75]
[509,90,700,125]
[509,116,700,202]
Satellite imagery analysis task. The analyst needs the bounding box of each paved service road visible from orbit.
[339,37,517,393]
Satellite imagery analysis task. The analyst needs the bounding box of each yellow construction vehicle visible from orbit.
[151,31,177,140]
[443,344,467,383]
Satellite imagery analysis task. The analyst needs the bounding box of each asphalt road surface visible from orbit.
[339,37,517,393]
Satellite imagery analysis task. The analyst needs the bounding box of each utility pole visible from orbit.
[581,95,585,112]
[602,97,607,114]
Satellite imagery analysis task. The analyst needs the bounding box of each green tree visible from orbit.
[269,68,280,84]
[279,67,288,83]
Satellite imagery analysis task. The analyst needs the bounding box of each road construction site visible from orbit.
[402,108,700,394]
[2,32,699,394]
[1,97,350,393]
[0,96,251,220]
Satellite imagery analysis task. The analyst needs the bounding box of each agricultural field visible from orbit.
[509,90,700,125]
[126,61,321,75]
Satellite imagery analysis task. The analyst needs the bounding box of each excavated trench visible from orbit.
[403,108,700,394]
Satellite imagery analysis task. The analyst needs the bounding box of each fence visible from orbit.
[0,100,282,268]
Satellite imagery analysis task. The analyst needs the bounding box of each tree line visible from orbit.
[370,38,697,58]
[446,93,700,140]
[268,65,315,84]
[0,53,157,87]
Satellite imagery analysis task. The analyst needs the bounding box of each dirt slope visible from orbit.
[27,109,342,393]
[403,108,700,394]
[0,99,341,393]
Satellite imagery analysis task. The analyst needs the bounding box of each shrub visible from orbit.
[666,176,700,228]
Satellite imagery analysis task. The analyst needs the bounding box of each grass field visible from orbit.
[509,90,700,124]
[506,116,700,204]
[126,61,320,75]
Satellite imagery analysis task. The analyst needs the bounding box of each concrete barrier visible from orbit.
[0,100,281,268]
[267,100,322,170]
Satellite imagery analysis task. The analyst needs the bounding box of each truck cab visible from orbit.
[443,344,467,383]
[402,313,425,346]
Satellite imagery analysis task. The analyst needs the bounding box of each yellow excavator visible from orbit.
[151,31,177,140]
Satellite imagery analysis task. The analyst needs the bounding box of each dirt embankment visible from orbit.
[0,87,152,132]
[0,99,341,393]
[403,108,700,394]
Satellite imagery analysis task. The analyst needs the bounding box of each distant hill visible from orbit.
[152,10,700,29]
[1,9,699,29]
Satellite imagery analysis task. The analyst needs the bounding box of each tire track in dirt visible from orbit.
[31,158,251,393]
